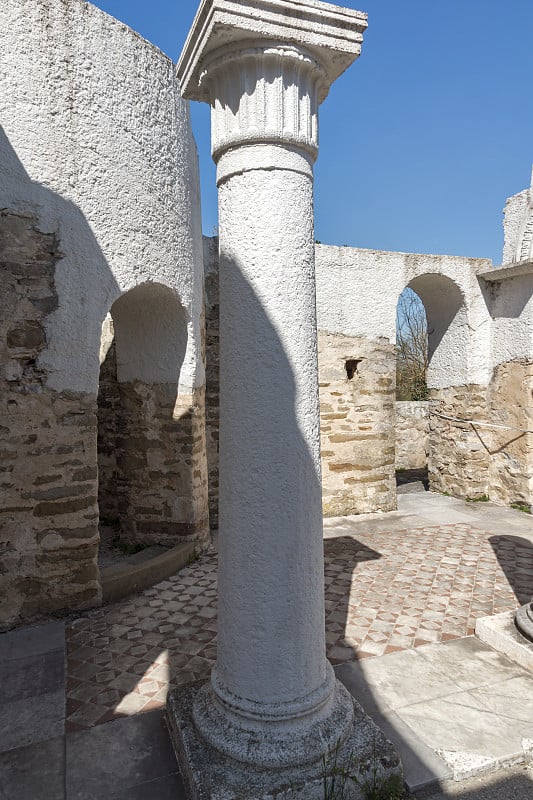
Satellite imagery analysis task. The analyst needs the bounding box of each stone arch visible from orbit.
[395,274,475,496]
[97,282,206,554]
[405,273,468,389]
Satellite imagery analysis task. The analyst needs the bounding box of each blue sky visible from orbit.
[90,0,533,265]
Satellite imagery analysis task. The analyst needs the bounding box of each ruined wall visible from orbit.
[1,212,101,630]
[1,0,207,628]
[395,402,429,470]
[97,321,120,528]
[488,360,533,508]
[104,383,209,547]
[318,333,396,515]
[429,386,491,499]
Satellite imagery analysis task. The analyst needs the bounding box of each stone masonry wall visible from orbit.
[318,333,396,516]
[429,385,491,499]
[488,360,533,507]
[108,383,210,548]
[203,242,398,521]
[97,329,120,528]
[1,211,101,630]
[395,401,429,470]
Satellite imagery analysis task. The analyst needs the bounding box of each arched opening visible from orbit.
[96,283,191,567]
[395,287,430,492]
[395,274,471,496]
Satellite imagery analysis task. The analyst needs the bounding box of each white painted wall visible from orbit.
[0,0,204,394]
[315,245,493,388]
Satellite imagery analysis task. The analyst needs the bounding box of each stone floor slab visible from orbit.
[65,710,179,800]
[0,735,65,800]
[396,690,527,779]
[415,637,524,691]
[0,689,65,754]
[336,662,453,792]
[0,621,65,664]
[0,649,64,703]
[348,647,459,711]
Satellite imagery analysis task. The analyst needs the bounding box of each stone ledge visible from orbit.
[100,541,198,605]
[166,680,402,799]
[475,611,533,672]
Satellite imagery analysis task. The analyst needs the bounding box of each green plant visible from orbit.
[186,548,200,565]
[511,502,531,514]
[316,738,407,800]
[466,494,489,503]
[395,467,406,474]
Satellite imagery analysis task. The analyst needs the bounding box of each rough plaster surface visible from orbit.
[215,156,328,711]
[315,245,493,388]
[0,0,204,395]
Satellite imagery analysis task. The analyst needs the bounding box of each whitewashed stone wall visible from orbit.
[395,402,429,470]
[0,0,207,629]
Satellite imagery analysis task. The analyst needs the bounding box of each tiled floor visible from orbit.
[65,521,533,731]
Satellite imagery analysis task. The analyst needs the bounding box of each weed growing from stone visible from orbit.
[466,494,489,503]
[317,738,407,800]
[511,502,531,514]
[186,548,200,565]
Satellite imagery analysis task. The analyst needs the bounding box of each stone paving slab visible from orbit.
[65,709,184,800]
[338,638,533,786]
[62,519,533,731]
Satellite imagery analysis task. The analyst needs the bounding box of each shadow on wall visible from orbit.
[0,124,119,628]
[96,283,206,551]
[0,126,204,630]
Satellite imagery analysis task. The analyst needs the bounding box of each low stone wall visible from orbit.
[1,211,101,631]
[429,385,491,500]
[428,368,533,507]
[395,401,429,470]
[319,333,396,516]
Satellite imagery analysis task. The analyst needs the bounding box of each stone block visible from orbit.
[167,681,402,800]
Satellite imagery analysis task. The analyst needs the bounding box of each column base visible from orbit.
[166,680,402,800]
[515,602,533,643]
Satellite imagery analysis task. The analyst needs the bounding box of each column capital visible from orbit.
[177,0,367,160]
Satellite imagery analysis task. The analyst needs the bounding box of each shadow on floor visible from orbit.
[489,534,533,606]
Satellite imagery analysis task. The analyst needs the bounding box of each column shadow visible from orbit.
[489,535,533,606]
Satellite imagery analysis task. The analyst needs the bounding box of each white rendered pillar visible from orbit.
[174,0,370,779]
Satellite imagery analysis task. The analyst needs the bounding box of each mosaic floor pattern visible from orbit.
[65,523,533,731]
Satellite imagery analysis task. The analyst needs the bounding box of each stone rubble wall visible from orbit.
[97,333,120,529]
[1,211,101,631]
[429,385,491,500]
[318,333,397,516]
[395,402,429,470]
[1,0,208,629]
[487,360,533,507]
[203,240,397,522]
[105,382,209,548]
[428,364,533,506]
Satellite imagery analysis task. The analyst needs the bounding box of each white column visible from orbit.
[176,0,368,773]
